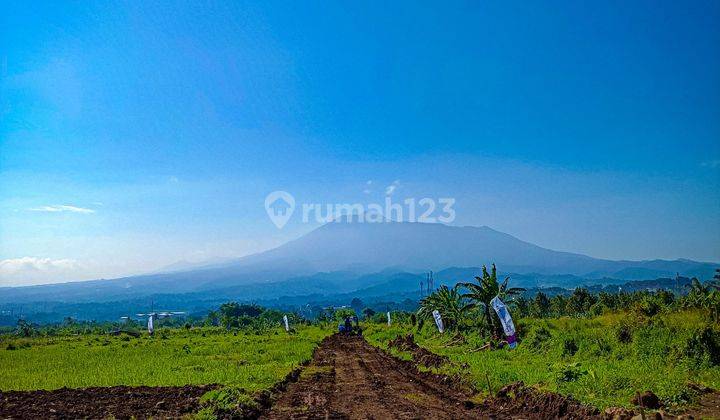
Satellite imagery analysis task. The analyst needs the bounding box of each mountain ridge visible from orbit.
[1,222,716,305]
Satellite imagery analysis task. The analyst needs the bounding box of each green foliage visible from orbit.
[362,307,376,319]
[681,325,720,367]
[365,310,720,410]
[556,362,586,382]
[457,264,524,336]
[16,320,36,337]
[531,292,551,318]
[562,338,578,356]
[527,324,552,348]
[417,285,473,331]
[566,288,596,316]
[0,325,331,391]
[197,386,258,418]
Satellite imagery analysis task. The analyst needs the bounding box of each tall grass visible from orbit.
[365,310,720,409]
[0,326,331,391]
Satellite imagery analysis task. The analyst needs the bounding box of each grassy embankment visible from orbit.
[0,325,330,392]
[364,310,720,410]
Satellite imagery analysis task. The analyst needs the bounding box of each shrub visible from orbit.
[682,325,720,367]
[562,338,578,356]
[199,387,259,418]
[616,322,633,344]
[633,296,662,317]
[557,362,586,382]
[527,325,552,348]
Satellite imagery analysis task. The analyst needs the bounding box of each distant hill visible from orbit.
[0,221,716,308]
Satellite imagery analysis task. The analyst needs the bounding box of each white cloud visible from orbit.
[29,205,95,214]
[0,257,83,286]
[385,180,400,196]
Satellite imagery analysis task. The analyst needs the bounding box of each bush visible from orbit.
[633,296,662,317]
[562,338,578,356]
[199,387,259,418]
[616,322,633,344]
[557,362,586,382]
[682,325,720,367]
[527,325,552,348]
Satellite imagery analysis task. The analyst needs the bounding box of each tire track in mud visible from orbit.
[262,334,480,419]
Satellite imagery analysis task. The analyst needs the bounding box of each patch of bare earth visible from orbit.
[0,384,217,419]
[262,334,601,419]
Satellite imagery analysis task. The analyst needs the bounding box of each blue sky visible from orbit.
[1,1,719,285]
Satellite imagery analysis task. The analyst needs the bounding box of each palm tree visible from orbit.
[457,264,525,337]
[417,285,473,331]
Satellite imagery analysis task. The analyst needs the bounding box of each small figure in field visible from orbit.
[338,316,362,336]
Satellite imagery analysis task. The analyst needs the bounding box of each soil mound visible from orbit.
[388,333,449,368]
[631,390,661,409]
[482,381,600,419]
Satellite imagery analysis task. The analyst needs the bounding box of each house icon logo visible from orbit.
[264,191,295,229]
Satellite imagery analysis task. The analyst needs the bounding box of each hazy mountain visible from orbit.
[1,221,716,306]
[230,221,716,279]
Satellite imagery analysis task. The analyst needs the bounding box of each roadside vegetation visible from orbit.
[0,325,329,392]
[0,303,332,394]
[1,267,718,415]
[366,266,720,410]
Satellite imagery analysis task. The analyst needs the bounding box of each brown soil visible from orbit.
[5,334,713,419]
[681,388,720,420]
[388,333,449,369]
[488,381,600,419]
[262,334,601,419]
[0,384,217,419]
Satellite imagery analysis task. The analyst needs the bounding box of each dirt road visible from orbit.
[263,334,600,419]
[264,334,477,419]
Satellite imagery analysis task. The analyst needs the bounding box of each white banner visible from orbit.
[490,296,517,349]
[283,315,290,332]
[147,315,154,335]
[432,309,444,333]
[387,311,391,326]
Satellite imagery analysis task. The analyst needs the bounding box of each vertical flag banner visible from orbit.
[387,311,391,326]
[283,315,290,332]
[147,315,154,335]
[490,296,517,349]
[432,309,444,333]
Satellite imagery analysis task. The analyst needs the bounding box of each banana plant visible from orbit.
[457,264,525,337]
[417,285,474,331]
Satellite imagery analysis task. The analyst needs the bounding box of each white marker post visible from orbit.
[282,315,290,332]
[387,311,391,326]
[147,315,154,335]
[432,309,444,333]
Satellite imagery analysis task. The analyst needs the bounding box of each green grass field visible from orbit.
[365,310,720,410]
[0,326,331,392]
[2,310,718,413]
